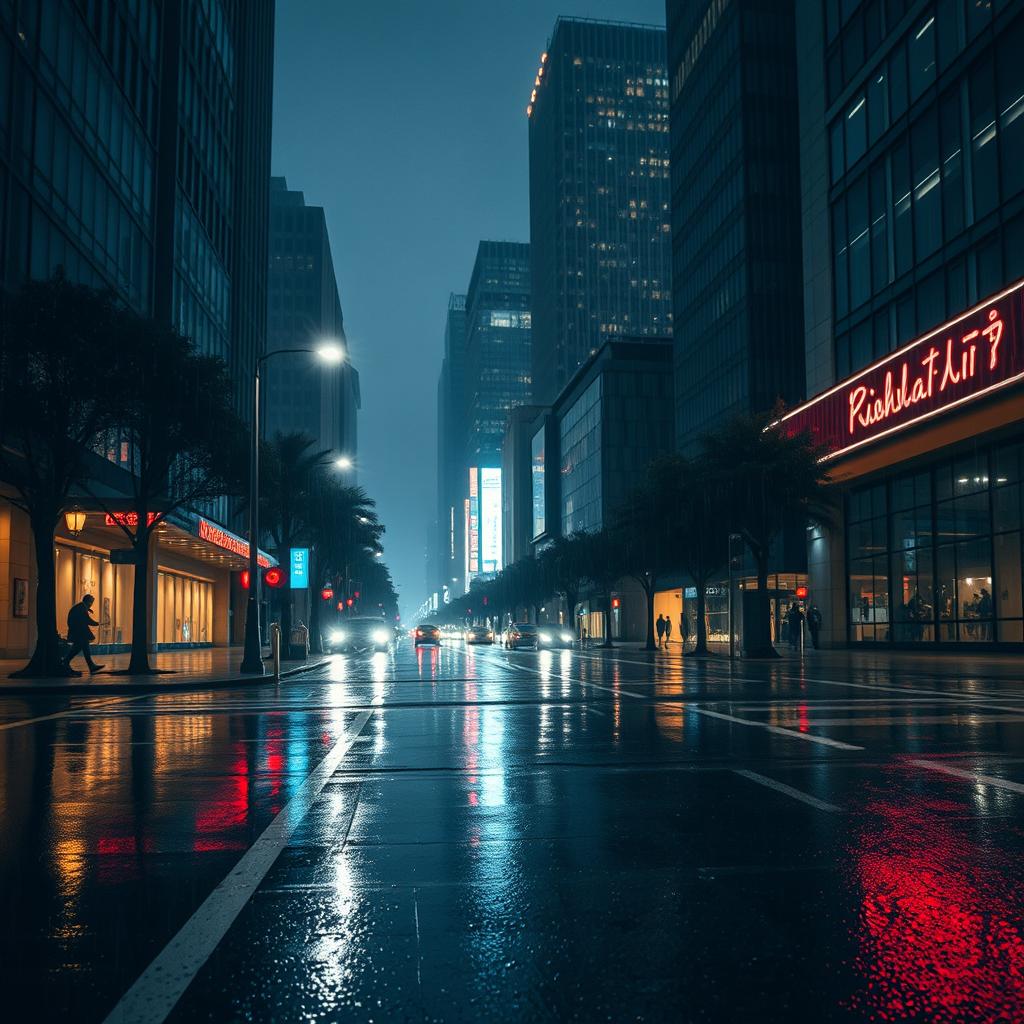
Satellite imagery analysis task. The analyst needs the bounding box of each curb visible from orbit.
[0,659,332,696]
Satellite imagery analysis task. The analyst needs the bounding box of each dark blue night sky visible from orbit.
[272,0,665,615]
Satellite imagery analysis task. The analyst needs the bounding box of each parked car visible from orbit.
[538,625,574,649]
[465,624,495,645]
[415,623,442,646]
[505,622,539,650]
[327,617,393,653]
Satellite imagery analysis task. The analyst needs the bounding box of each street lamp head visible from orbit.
[335,455,353,471]
[316,341,345,364]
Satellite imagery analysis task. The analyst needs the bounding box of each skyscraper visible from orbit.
[787,0,1024,649]
[435,293,468,600]
[666,0,805,451]
[463,241,531,577]
[0,1,277,658]
[265,177,359,462]
[528,17,672,407]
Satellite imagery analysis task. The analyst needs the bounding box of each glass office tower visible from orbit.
[463,241,532,577]
[265,177,358,465]
[793,0,1024,648]
[528,17,672,406]
[666,0,806,453]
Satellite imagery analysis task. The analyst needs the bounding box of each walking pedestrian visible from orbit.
[664,616,672,646]
[656,614,666,647]
[65,594,105,676]
[807,604,822,649]
[785,602,804,651]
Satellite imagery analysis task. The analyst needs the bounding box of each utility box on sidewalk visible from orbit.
[288,623,309,660]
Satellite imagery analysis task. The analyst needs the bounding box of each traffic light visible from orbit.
[353,590,360,600]
[795,585,809,600]
[263,566,285,589]
[346,597,354,607]
[321,587,334,601]
[611,596,621,609]
[239,570,250,590]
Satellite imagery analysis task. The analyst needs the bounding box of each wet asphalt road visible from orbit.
[2,640,1024,1023]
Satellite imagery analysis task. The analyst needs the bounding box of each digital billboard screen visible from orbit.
[480,468,502,574]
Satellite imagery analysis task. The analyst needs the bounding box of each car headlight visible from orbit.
[561,632,572,642]
[373,629,389,644]
[539,634,549,644]
[330,630,345,644]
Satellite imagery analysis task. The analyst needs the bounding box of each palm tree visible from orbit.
[618,460,683,651]
[0,275,124,677]
[307,477,383,650]
[541,535,591,634]
[578,529,627,647]
[258,432,332,647]
[662,454,729,656]
[700,412,832,657]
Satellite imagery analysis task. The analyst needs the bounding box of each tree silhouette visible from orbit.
[95,314,245,673]
[0,275,123,677]
[701,413,831,657]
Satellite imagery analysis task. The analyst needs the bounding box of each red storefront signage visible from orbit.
[197,518,271,568]
[779,280,1024,461]
[105,512,158,528]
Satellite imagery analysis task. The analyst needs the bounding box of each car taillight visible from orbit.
[415,629,422,636]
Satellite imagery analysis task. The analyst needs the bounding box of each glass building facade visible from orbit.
[464,241,532,464]
[528,17,672,406]
[0,0,275,657]
[547,339,674,539]
[265,176,358,463]
[666,0,806,452]
[797,0,1024,648]
[433,293,468,600]
[827,1,1024,383]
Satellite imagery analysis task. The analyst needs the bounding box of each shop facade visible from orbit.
[783,279,1024,648]
[0,501,272,659]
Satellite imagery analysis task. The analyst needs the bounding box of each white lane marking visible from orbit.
[686,707,863,750]
[907,758,1024,794]
[0,692,154,732]
[471,650,649,698]
[102,708,375,1024]
[733,769,841,812]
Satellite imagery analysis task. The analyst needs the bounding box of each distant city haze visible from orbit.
[272,0,665,618]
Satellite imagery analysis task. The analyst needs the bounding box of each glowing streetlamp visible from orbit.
[64,507,87,536]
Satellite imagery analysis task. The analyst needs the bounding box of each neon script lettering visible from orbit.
[848,308,1004,436]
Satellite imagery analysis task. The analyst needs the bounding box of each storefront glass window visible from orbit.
[157,569,212,645]
[848,437,1024,644]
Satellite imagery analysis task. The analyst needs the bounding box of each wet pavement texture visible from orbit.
[2,641,1024,1022]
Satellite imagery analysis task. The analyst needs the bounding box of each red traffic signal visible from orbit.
[795,585,809,600]
[239,570,250,590]
[611,596,621,609]
[321,587,334,601]
[263,566,285,589]
[346,597,354,607]
[353,590,360,599]
[337,601,344,611]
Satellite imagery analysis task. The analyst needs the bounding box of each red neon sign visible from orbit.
[197,518,271,568]
[779,280,1024,461]
[105,512,157,528]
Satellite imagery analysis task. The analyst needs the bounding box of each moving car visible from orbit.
[415,623,442,646]
[538,625,574,649]
[465,624,495,645]
[327,617,393,653]
[505,622,539,650]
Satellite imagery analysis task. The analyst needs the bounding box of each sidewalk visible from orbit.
[0,647,329,695]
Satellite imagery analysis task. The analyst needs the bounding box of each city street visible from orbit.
[2,639,1023,1023]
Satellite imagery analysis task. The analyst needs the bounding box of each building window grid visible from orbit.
[829,8,1024,378]
[846,438,1024,645]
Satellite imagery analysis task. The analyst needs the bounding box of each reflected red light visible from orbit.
[846,788,1024,1022]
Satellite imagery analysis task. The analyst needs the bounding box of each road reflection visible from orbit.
[846,786,1024,1023]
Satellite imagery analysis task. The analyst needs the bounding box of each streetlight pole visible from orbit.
[240,342,346,674]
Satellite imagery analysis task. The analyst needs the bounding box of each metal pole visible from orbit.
[241,359,264,673]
